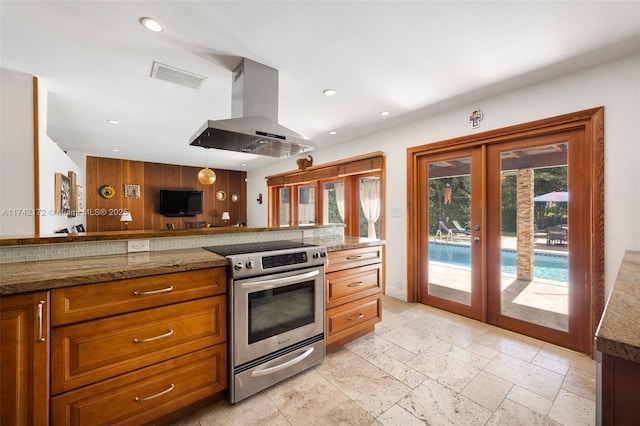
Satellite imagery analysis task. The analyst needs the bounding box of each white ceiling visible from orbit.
[2,1,639,171]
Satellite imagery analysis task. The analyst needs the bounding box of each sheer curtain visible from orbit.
[334,182,345,222]
[359,178,380,239]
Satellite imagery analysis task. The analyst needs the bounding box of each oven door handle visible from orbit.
[241,269,320,290]
[250,347,315,378]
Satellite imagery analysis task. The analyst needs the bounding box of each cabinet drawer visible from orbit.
[51,296,226,394]
[51,268,225,326]
[326,294,381,344]
[326,263,381,309]
[51,345,226,426]
[327,246,382,273]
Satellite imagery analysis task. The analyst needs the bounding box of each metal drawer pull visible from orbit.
[133,329,174,344]
[37,300,45,342]
[348,313,365,321]
[347,281,364,288]
[134,384,174,402]
[346,255,362,260]
[133,285,174,296]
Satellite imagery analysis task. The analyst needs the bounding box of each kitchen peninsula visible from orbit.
[0,225,384,425]
[595,250,640,425]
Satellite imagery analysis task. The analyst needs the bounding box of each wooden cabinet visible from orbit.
[50,268,227,426]
[600,352,640,425]
[325,246,382,350]
[1,291,50,426]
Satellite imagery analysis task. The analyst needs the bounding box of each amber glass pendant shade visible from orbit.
[198,168,217,185]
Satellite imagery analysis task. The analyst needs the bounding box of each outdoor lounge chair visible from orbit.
[436,221,454,241]
[546,226,567,245]
[452,220,471,235]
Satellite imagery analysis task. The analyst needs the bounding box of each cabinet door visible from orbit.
[1,291,49,426]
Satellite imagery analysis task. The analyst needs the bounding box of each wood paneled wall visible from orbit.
[86,156,247,232]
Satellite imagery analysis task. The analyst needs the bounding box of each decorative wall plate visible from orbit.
[231,193,240,203]
[98,185,116,199]
[124,184,141,199]
[216,190,226,201]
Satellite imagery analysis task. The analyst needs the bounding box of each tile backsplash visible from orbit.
[0,227,342,264]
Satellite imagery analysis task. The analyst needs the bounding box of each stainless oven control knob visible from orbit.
[246,260,255,269]
[320,251,327,257]
[234,262,244,271]
[313,252,320,259]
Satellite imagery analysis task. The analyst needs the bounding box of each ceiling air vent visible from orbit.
[150,61,207,90]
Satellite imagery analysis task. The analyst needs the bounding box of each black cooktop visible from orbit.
[203,240,314,257]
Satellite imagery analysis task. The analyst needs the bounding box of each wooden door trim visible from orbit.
[407,107,604,355]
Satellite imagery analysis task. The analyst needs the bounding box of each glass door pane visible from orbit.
[427,158,473,305]
[421,149,482,320]
[497,143,569,331]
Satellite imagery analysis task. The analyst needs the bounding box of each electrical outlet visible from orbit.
[128,239,150,253]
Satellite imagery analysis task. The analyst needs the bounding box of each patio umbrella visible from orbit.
[533,191,568,202]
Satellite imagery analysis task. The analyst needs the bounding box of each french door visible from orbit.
[408,108,604,354]
[418,147,485,321]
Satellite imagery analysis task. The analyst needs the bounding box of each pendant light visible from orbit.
[198,167,217,185]
[198,148,217,185]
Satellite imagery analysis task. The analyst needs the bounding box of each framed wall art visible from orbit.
[55,173,71,215]
[68,171,77,217]
[76,185,85,215]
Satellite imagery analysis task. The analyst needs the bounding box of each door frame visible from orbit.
[416,147,486,321]
[407,107,604,355]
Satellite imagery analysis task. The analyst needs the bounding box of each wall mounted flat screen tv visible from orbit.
[159,190,204,217]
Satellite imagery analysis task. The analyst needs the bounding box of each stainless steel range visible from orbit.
[204,240,327,403]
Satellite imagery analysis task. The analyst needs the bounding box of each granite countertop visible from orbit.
[0,236,384,296]
[305,235,385,252]
[595,250,640,363]
[0,248,228,296]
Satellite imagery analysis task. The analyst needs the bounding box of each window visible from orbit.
[298,185,315,226]
[279,187,290,227]
[359,176,381,239]
[322,180,345,225]
[266,153,385,239]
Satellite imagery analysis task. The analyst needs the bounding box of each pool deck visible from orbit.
[428,235,569,331]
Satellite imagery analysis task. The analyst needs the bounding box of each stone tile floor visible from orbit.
[172,296,596,425]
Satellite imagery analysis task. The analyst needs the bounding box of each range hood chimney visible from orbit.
[189,58,317,158]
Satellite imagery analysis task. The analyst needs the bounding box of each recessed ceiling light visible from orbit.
[106,120,119,124]
[112,149,120,152]
[329,131,337,135]
[323,89,337,96]
[139,17,164,32]
[379,111,390,116]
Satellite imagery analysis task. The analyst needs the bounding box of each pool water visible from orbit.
[428,242,568,282]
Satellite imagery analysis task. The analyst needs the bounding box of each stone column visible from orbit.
[516,169,535,281]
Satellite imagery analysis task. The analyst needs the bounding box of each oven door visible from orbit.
[232,265,325,366]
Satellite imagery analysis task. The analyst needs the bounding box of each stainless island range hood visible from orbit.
[189,58,317,158]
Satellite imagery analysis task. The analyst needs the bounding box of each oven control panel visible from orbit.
[228,246,327,278]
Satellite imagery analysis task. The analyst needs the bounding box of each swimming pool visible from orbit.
[428,242,568,282]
